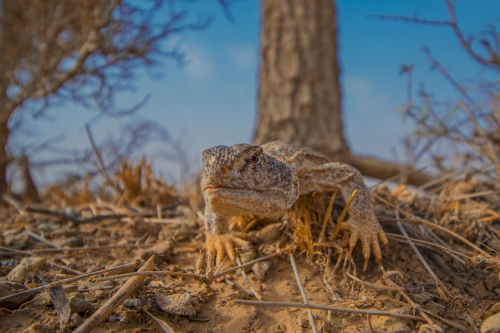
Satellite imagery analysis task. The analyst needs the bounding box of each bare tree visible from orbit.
[375,0,500,177]
[254,0,433,185]
[0,0,206,197]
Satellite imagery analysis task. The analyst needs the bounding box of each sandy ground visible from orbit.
[1,176,499,332]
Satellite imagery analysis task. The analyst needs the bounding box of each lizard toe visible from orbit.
[223,239,237,263]
[204,233,250,276]
[341,218,387,270]
[378,228,389,254]
[205,243,218,276]
[215,239,227,268]
[358,232,372,271]
[369,232,383,270]
[341,222,360,258]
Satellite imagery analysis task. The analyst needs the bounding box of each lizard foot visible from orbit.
[202,232,251,276]
[341,217,389,270]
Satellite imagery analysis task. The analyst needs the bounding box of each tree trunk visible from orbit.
[254,0,348,155]
[254,0,433,186]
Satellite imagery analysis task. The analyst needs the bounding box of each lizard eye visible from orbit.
[250,155,260,164]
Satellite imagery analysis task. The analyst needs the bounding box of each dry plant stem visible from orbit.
[318,190,338,248]
[143,218,185,224]
[333,189,358,239]
[0,246,83,275]
[416,171,457,192]
[236,256,263,301]
[483,214,500,222]
[213,252,282,279]
[373,193,490,256]
[0,246,34,256]
[30,245,151,253]
[24,228,61,249]
[345,272,404,291]
[73,255,156,333]
[244,218,259,232]
[329,297,389,308]
[395,211,452,301]
[387,296,467,331]
[446,190,497,201]
[322,275,337,301]
[289,252,318,333]
[157,204,162,219]
[386,233,468,263]
[95,271,200,282]
[425,228,457,252]
[322,248,341,301]
[366,315,376,333]
[369,167,428,189]
[85,124,118,191]
[329,251,344,278]
[383,276,434,325]
[234,300,425,321]
[420,308,468,331]
[25,206,133,224]
[47,261,83,275]
[0,262,137,303]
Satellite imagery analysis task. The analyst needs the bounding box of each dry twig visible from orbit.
[289,252,318,333]
[373,193,490,256]
[383,272,434,325]
[236,256,263,301]
[396,210,453,301]
[332,189,358,239]
[234,300,425,321]
[0,261,138,303]
[345,272,404,291]
[73,255,157,333]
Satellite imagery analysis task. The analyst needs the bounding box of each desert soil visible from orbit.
[0,167,499,333]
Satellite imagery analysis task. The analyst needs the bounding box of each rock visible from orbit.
[104,260,135,276]
[77,280,114,294]
[481,312,500,333]
[251,260,271,281]
[68,293,93,313]
[123,298,154,311]
[7,256,46,283]
[138,240,173,261]
[5,232,30,250]
[156,292,196,316]
[57,236,84,248]
[0,281,32,307]
[255,223,282,244]
[71,313,84,327]
[419,324,444,333]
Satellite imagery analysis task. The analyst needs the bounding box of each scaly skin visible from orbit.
[201,140,388,274]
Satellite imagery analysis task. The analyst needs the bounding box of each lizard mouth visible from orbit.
[202,185,233,193]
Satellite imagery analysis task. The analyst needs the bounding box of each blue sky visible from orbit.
[18,0,500,185]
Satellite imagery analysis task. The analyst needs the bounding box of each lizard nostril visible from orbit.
[220,166,229,175]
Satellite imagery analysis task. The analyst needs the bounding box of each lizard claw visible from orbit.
[203,233,250,276]
[341,217,388,270]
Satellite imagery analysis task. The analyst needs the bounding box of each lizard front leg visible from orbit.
[300,163,388,270]
[202,208,249,275]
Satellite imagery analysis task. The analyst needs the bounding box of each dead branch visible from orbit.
[0,261,138,304]
[73,255,156,333]
[289,252,318,333]
[234,300,425,321]
[371,0,500,70]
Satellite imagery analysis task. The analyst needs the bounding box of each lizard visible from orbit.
[201,140,388,273]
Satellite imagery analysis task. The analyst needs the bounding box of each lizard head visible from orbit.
[201,143,299,218]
